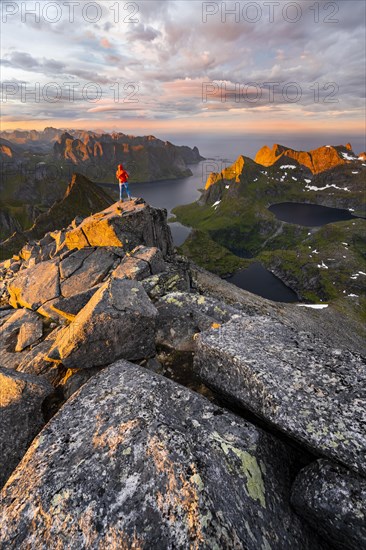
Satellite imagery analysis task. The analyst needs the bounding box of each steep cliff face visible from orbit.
[255,143,357,174]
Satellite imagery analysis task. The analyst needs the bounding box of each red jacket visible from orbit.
[116,164,129,183]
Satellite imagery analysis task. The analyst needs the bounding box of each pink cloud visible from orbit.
[100,38,112,49]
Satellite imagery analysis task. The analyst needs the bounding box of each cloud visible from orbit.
[100,38,112,49]
[0,0,364,132]
[126,23,161,42]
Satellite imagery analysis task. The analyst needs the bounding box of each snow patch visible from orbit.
[292,177,297,181]
[341,152,357,161]
[348,294,359,298]
[317,261,328,269]
[212,200,221,208]
[305,184,350,192]
[280,165,296,169]
[225,185,230,189]
[297,304,329,309]
[305,179,311,184]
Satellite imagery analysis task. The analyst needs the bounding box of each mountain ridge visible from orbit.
[255,143,359,174]
[0,173,114,260]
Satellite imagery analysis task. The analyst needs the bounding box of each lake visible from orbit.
[225,262,298,303]
[269,202,357,226]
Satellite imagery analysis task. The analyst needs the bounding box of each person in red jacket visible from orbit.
[116,164,131,202]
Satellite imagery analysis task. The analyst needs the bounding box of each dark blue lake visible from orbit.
[225,262,298,303]
[269,202,357,226]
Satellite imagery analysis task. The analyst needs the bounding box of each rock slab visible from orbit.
[48,278,158,368]
[0,362,326,549]
[0,367,53,488]
[291,459,366,550]
[65,200,173,258]
[195,316,366,475]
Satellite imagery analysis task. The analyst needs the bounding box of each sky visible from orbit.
[1,0,365,148]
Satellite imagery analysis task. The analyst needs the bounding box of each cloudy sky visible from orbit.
[1,0,365,142]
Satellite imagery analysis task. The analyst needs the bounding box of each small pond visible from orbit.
[225,262,298,303]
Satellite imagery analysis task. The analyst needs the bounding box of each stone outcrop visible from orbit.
[112,246,166,281]
[195,316,366,475]
[156,291,241,350]
[0,361,326,550]
[8,259,60,310]
[205,154,246,189]
[47,278,158,369]
[64,200,174,257]
[291,459,366,550]
[60,247,119,298]
[0,367,53,488]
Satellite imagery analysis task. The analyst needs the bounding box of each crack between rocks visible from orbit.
[80,226,92,247]
[60,248,96,283]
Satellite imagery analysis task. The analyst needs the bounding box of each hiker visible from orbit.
[116,164,131,202]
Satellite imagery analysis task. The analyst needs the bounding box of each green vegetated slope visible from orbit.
[173,146,366,317]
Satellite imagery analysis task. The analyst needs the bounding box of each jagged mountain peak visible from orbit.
[205,155,249,190]
[255,143,358,174]
[0,173,114,260]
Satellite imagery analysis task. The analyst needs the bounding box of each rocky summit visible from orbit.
[0,195,365,549]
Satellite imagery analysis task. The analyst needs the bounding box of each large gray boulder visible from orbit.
[156,291,240,350]
[60,247,119,298]
[0,361,326,549]
[195,316,366,475]
[8,259,60,310]
[49,286,101,321]
[112,245,166,282]
[0,308,44,369]
[47,278,158,369]
[291,459,366,550]
[64,200,174,258]
[0,367,53,488]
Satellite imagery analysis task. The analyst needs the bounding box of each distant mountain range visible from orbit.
[0,128,204,179]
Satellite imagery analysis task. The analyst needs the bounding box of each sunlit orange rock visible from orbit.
[255,144,354,174]
[64,199,173,257]
[205,155,245,189]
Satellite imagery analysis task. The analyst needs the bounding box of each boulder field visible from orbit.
[0,197,364,549]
